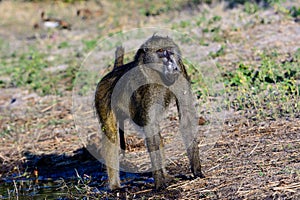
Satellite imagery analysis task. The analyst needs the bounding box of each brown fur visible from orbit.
[95,35,204,190]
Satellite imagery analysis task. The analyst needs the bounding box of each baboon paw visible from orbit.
[109,183,122,191]
[193,171,205,179]
[154,182,167,191]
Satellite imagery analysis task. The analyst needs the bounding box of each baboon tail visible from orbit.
[114,46,124,68]
[115,46,125,152]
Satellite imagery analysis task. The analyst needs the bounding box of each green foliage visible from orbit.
[138,0,177,16]
[209,45,225,58]
[295,48,300,60]
[0,48,56,95]
[173,13,223,43]
[267,0,286,5]
[83,39,98,52]
[226,0,270,8]
[171,20,192,29]
[23,0,86,2]
[224,52,300,120]
[289,6,300,18]
[58,41,70,49]
[208,15,222,25]
[184,59,218,100]
[244,2,259,14]
[0,47,78,96]
[75,69,99,96]
[179,20,191,28]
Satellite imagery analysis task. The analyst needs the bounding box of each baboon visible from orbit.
[94,35,204,190]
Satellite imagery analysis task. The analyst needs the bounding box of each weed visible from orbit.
[179,20,191,28]
[208,15,222,25]
[138,0,182,16]
[75,69,99,96]
[224,51,300,120]
[209,45,225,58]
[244,2,259,14]
[0,46,78,96]
[0,48,58,95]
[289,6,300,18]
[24,0,85,2]
[58,41,70,49]
[83,39,98,52]
[196,12,208,27]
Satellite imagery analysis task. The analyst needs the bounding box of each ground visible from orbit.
[0,0,299,199]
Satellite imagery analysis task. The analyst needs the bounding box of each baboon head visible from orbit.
[134,35,185,86]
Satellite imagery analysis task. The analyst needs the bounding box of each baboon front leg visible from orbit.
[101,115,121,190]
[144,124,166,190]
[186,137,204,178]
[176,100,204,178]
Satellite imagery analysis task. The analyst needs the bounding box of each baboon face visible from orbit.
[139,36,182,85]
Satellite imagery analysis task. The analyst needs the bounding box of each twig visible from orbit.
[273,182,300,192]
[248,141,260,156]
[133,188,152,195]
[207,164,220,172]
[41,103,57,113]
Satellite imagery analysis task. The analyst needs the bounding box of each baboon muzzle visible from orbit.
[163,53,180,85]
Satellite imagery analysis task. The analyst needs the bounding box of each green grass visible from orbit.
[137,0,189,16]
[209,45,225,58]
[185,60,210,99]
[289,6,300,18]
[23,0,85,2]
[184,59,225,103]
[244,2,259,14]
[224,50,300,120]
[58,41,70,49]
[0,46,77,96]
[83,39,98,52]
[0,48,55,95]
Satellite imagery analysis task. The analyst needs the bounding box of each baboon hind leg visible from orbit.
[119,120,126,154]
[101,113,121,190]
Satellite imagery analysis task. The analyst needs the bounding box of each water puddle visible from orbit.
[0,148,155,199]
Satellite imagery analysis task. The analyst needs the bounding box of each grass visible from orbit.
[224,50,300,120]
[82,39,98,52]
[244,1,259,14]
[289,6,300,18]
[0,45,78,96]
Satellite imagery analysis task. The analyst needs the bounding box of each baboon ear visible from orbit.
[138,47,146,55]
[134,48,146,62]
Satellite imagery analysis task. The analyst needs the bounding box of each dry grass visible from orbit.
[0,0,299,199]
